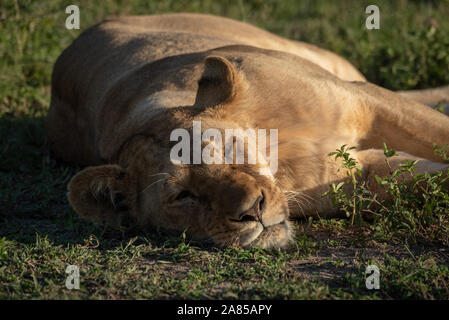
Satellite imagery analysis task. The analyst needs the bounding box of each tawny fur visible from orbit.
[47,13,449,249]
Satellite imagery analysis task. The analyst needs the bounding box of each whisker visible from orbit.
[283,189,315,218]
[296,193,313,208]
[147,172,170,178]
[140,177,168,194]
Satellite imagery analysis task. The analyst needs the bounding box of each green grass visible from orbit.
[1,0,449,299]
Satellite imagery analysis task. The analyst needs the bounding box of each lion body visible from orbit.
[47,13,449,248]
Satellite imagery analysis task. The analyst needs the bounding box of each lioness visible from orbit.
[47,13,449,249]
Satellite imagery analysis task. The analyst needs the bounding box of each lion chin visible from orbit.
[240,220,293,249]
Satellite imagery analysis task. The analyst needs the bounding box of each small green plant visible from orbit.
[433,101,448,114]
[323,144,449,244]
[322,145,371,225]
[433,142,449,163]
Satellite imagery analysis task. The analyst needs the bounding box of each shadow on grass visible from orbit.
[0,114,210,253]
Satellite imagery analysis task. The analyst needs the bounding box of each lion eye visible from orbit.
[175,190,196,201]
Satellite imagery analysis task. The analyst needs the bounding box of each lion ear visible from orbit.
[194,56,240,108]
[67,165,133,227]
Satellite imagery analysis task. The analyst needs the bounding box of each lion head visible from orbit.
[67,55,293,249]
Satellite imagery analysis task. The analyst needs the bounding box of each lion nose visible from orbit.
[236,193,265,223]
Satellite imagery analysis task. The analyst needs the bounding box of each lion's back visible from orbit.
[46,13,365,165]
